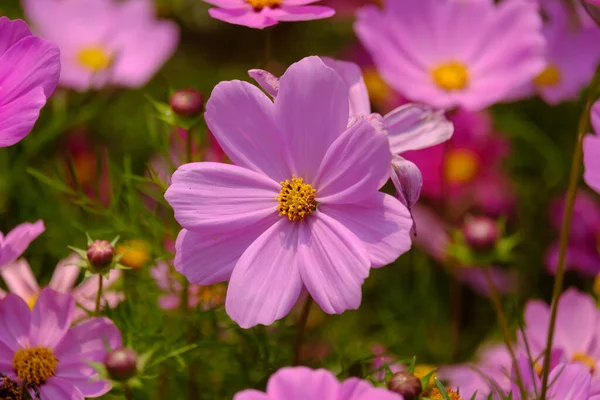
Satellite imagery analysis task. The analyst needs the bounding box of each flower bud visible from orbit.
[105,348,138,381]
[87,240,114,272]
[387,372,422,400]
[169,89,204,117]
[462,215,499,251]
[582,0,600,28]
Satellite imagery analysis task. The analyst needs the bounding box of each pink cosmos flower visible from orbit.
[204,0,335,29]
[546,191,600,276]
[165,56,413,328]
[521,288,600,376]
[233,366,402,399]
[0,255,122,321]
[0,220,45,270]
[584,100,600,195]
[0,288,122,399]
[0,17,60,147]
[23,0,179,91]
[354,0,546,110]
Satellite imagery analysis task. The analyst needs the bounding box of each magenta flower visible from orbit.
[204,0,335,29]
[233,366,402,399]
[546,191,600,276]
[165,56,413,328]
[354,0,545,110]
[0,288,122,399]
[23,0,179,91]
[0,255,122,321]
[584,100,600,195]
[0,17,60,147]
[521,288,600,376]
[0,220,45,270]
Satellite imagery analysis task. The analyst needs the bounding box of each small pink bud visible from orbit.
[169,89,204,117]
[462,215,499,251]
[387,372,422,400]
[87,240,114,271]
[105,348,138,381]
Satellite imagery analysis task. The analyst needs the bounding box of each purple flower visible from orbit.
[233,366,402,399]
[23,0,179,91]
[0,17,60,147]
[204,0,335,29]
[165,56,413,328]
[354,0,546,110]
[0,288,122,399]
[584,100,600,195]
[0,220,45,270]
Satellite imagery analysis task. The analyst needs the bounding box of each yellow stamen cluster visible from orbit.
[431,61,470,91]
[276,175,317,221]
[77,46,112,71]
[429,387,463,400]
[534,65,561,87]
[573,352,596,372]
[26,294,38,310]
[12,347,58,386]
[444,149,479,184]
[363,68,392,107]
[246,0,281,10]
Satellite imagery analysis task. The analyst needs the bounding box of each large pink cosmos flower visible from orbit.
[0,220,45,270]
[233,366,402,400]
[204,0,335,29]
[0,255,122,321]
[0,17,60,147]
[23,0,179,91]
[0,288,122,399]
[584,100,600,195]
[165,56,413,328]
[354,0,545,110]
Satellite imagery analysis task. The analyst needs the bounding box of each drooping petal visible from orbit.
[29,288,74,348]
[297,212,370,314]
[0,293,31,350]
[583,133,600,194]
[384,104,454,154]
[38,377,85,400]
[266,367,339,399]
[274,56,349,181]
[225,219,303,328]
[320,57,371,116]
[208,8,278,29]
[165,162,279,233]
[248,69,279,97]
[314,119,391,204]
[0,259,40,301]
[0,220,45,268]
[319,193,412,268]
[265,5,335,22]
[390,156,423,212]
[54,317,122,365]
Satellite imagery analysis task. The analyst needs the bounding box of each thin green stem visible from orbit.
[124,384,133,400]
[293,296,313,366]
[540,66,600,399]
[94,274,103,316]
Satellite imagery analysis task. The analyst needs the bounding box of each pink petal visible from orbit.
[248,69,280,97]
[358,388,404,400]
[298,212,370,314]
[49,254,82,293]
[0,293,31,350]
[274,56,349,181]
[390,156,423,212]
[0,87,46,147]
[319,193,412,268]
[267,367,339,399]
[0,259,40,301]
[314,119,391,204]
[338,378,372,398]
[266,5,335,22]
[55,362,112,397]
[592,100,600,134]
[547,364,591,400]
[205,80,291,181]
[320,57,371,116]
[165,162,279,233]
[0,17,32,55]
[233,390,270,400]
[38,377,85,400]
[522,299,550,355]
[208,8,278,29]
[54,317,122,365]
[29,288,74,348]
[203,0,248,8]
[410,205,449,261]
[225,219,303,328]
[174,213,277,285]
[555,288,597,355]
[584,133,600,194]
[0,220,45,268]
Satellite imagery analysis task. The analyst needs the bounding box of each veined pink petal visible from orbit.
[54,317,122,365]
[30,288,74,348]
[546,364,591,400]
[203,0,249,9]
[233,390,269,400]
[0,17,32,55]
[205,81,291,181]
[554,288,598,356]
[321,57,371,116]
[248,69,280,97]
[0,259,40,301]
[266,5,335,21]
[49,254,82,293]
[521,299,550,354]
[584,134,600,194]
[274,56,349,181]
[314,119,391,204]
[38,377,85,400]
[225,219,303,328]
[54,363,112,397]
[0,87,46,147]
[208,8,278,29]
[266,367,339,399]
[165,162,279,233]
[0,293,31,351]
[0,220,45,268]
[298,212,370,314]
[319,193,412,268]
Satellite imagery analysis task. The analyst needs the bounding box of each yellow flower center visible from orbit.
[444,149,479,184]
[573,352,596,372]
[12,347,58,386]
[276,175,317,221]
[26,294,38,310]
[429,387,463,400]
[246,0,281,10]
[534,65,561,87]
[363,68,392,107]
[431,61,469,91]
[77,46,112,71]
[116,240,151,270]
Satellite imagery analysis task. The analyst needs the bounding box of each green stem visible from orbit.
[540,66,600,399]
[293,296,313,366]
[124,384,133,400]
[94,274,103,316]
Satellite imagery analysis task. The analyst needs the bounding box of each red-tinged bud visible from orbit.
[462,215,499,251]
[169,89,204,117]
[387,372,422,400]
[105,348,138,381]
[87,240,114,271]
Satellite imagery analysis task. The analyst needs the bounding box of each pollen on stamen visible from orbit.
[246,0,281,11]
[431,61,470,91]
[12,347,58,386]
[276,175,317,221]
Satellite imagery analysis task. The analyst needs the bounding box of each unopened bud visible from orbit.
[462,215,499,251]
[105,347,138,381]
[87,240,114,272]
[582,0,600,28]
[387,372,422,400]
[169,89,204,117]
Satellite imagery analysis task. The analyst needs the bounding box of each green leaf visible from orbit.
[433,377,451,400]
[421,369,437,392]
[407,356,417,374]
[470,391,478,400]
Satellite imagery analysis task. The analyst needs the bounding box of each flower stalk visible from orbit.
[94,274,103,316]
[293,296,313,366]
